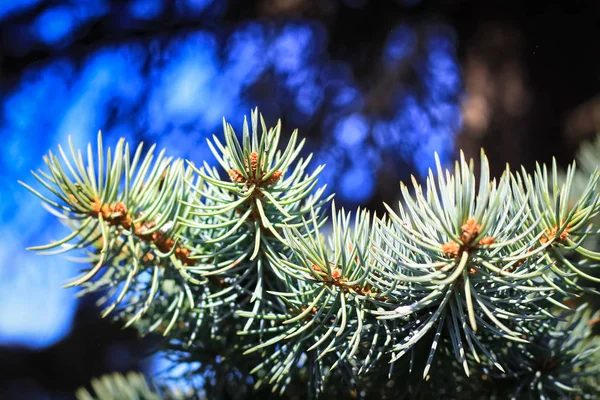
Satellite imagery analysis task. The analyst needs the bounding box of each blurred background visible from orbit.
[0,0,598,398]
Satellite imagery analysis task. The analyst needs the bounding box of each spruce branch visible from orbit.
[372,150,548,377]
[21,112,600,398]
[240,206,378,394]
[370,149,600,379]
[180,109,331,337]
[19,132,204,337]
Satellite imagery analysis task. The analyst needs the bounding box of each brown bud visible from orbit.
[228,169,245,183]
[249,152,259,173]
[442,241,460,257]
[460,218,481,244]
[264,170,283,186]
[90,197,102,214]
[478,236,495,246]
[540,225,569,244]
[112,202,127,216]
[331,268,342,281]
[100,203,113,219]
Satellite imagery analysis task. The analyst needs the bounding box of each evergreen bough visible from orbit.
[20,110,600,399]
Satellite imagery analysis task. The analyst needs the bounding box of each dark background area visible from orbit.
[0,0,599,398]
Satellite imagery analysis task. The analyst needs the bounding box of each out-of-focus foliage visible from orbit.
[75,371,191,400]
[570,133,600,209]
[562,133,600,310]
